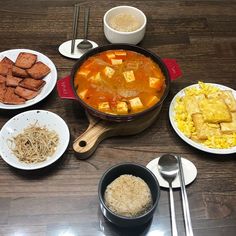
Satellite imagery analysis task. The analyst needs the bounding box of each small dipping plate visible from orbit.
[58,39,98,59]
[147,157,197,188]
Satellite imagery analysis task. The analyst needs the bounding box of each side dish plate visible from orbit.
[169,83,236,154]
[0,49,57,109]
[0,110,70,170]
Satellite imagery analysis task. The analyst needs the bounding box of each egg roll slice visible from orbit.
[192,113,221,140]
[183,94,205,116]
[208,90,236,112]
[220,112,236,134]
[199,98,232,123]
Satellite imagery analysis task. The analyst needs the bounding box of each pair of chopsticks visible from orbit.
[177,156,194,236]
[71,4,80,54]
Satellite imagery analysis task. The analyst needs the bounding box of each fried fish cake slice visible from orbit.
[12,65,28,78]
[183,94,205,116]
[15,86,39,100]
[6,75,23,87]
[19,77,46,91]
[15,52,37,69]
[192,113,221,140]
[220,112,236,134]
[3,87,25,105]
[26,61,50,79]
[199,98,232,123]
[208,90,236,112]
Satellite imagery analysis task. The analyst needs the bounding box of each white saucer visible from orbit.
[58,39,98,59]
[146,157,197,188]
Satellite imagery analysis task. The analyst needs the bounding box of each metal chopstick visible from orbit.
[71,4,80,54]
[177,156,194,236]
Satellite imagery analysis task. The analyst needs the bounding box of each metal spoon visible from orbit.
[158,154,179,236]
[77,7,93,50]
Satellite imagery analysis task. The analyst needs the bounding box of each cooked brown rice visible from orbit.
[104,174,153,217]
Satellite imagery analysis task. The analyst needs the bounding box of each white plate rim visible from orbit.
[146,156,197,188]
[0,49,57,109]
[169,83,236,154]
[0,110,70,170]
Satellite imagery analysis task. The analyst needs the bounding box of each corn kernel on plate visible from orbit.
[169,83,236,154]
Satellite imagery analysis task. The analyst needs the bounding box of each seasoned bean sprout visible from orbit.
[8,123,59,163]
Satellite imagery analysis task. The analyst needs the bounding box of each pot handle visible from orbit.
[162,58,182,81]
[73,117,111,159]
[57,75,77,100]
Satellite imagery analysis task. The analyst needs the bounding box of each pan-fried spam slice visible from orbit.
[220,112,236,134]
[1,57,14,67]
[6,75,23,87]
[26,61,50,79]
[19,78,46,91]
[199,98,232,123]
[3,87,25,105]
[0,76,6,102]
[192,113,221,140]
[0,63,10,76]
[0,75,6,83]
[15,86,39,100]
[0,57,14,76]
[0,85,6,102]
[12,66,28,78]
[15,52,37,69]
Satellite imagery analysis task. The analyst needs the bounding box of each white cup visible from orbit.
[103,6,147,45]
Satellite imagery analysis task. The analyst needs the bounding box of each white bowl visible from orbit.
[103,6,147,45]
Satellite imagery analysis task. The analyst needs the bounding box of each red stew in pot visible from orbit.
[74,50,166,115]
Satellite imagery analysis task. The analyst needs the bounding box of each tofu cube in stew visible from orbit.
[123,70,135,83]
[106,52,116,59]
[149,77,163,90]
[104,66,115,78]
[79,89,88,99]
[129,97,143,111]
[114,50,127,56]
[98,102,110,112]
[78,69,90,77]
[147,95,159,107]
[94,72,102,82]
[111,59,123,65]
[116,101,128,114]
